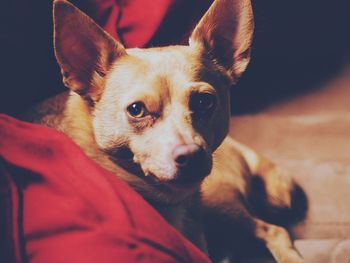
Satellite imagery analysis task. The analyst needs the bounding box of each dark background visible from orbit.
[1,0,349,116]
[233,0,350,113]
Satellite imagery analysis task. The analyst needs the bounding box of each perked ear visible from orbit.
[53,0,125,102]
[189,0,254,81]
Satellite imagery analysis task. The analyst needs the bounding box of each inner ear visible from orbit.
[53,0,126,102]
[189,0,254,80]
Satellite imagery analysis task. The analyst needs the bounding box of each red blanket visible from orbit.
[0,114,210,263]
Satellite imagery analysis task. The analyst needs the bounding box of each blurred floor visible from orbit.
[230,66,350,263]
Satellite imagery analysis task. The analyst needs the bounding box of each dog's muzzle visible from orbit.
[170,143,212,185]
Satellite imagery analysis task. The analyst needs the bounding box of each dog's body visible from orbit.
[25,0,306,262]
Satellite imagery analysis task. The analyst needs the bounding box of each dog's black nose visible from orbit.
[172,144,211,185]
[173,144,201,167]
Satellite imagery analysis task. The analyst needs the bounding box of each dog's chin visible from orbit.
[140,173,203,204]
[125,164,203,203]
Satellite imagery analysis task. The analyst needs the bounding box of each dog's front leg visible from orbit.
[223,137,297,210]
[200,137,306,262]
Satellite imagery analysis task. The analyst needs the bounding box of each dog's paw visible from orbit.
[255,219,306,263]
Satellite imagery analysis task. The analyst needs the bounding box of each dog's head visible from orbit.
[53,0,253,202]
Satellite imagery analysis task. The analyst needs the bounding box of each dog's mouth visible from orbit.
[137,151,212,188]
[137,163,210,190]
[105,146,211,188]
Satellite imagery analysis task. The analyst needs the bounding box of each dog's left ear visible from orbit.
[53,0,126,103]
[189,0,254,81]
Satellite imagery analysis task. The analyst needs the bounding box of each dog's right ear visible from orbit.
[53,0,125,102]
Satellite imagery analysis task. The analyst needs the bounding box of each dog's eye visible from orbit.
[190,93,217,114]
[127,102,147,118]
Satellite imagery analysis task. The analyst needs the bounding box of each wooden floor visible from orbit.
[230,66,350,263]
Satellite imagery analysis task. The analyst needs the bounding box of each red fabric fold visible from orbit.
[88,0,213,48]
[0,114,211,263]
[90,0,177,47]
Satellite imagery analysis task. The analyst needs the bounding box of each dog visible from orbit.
[25,0,307,262]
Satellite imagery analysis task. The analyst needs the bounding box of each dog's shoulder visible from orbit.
[22,92,69,128]
[23,91,97,154]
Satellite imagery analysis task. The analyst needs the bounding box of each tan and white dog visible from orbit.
[27,0,306,262]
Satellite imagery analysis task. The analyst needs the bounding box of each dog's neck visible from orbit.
[147,198,187,232]
[146,191,207,251]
